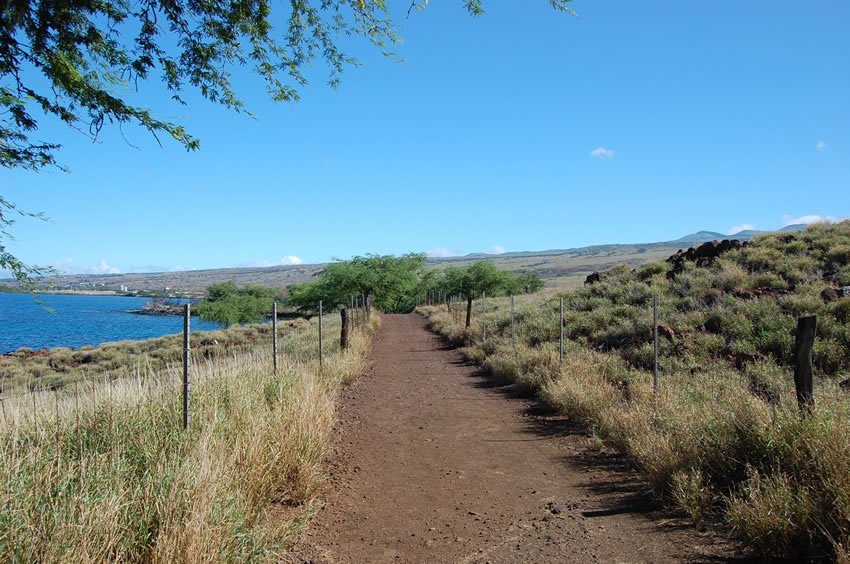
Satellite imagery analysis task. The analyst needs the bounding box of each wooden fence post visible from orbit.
[272,301,278,375]
[340,308,350,350]
[653,295,659,394]
[793,315,817,413]
[183,303,191,430]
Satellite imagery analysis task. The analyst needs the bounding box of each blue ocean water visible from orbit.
[0,293,223,353]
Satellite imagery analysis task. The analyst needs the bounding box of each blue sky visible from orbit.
[2,0,848,275]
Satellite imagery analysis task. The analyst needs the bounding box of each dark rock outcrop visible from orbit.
[666,239,745,278]
[822,287,841,302]
[584,272,602,285]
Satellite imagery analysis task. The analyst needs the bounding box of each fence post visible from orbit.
[559,297,564,363]
[318,300,323,371]
[653,294,659,394]
[511,294,516,348]
[793,315,817,413]
[183,303,191,430]
[482,291,487,342]
[272,301,278,375]
[340,308,350,350]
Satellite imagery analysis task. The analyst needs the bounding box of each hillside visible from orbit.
[422,220,850,559]
[3,225,808,295]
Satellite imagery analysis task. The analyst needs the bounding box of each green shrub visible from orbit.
[636,261,668,281]
[833,298,850,324]
[826,245,850,266]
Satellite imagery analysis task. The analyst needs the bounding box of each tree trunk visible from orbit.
[465,296,473,328]
[340,308,350,350]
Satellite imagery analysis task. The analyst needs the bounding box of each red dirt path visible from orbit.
[294,314,742,563]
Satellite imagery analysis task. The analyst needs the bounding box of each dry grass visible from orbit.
[0,321,306,395]
[0,311,377,561]
[419,225,850,562]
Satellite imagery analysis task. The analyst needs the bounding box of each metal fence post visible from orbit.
[272,301,278,375]
[511,294,516,348]
[318,300,323,371]
[653,294,659,394]
[183,303,191,430]
[482,291,487,342]
[559,297,564,363]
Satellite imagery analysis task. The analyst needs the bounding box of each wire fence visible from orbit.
[0,299,371,433]
[426,292,819,415]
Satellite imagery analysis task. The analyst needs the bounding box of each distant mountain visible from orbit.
[671,231,726,244]
[673,224,807,245]
[1,224,816,293]
[729,230,762,238]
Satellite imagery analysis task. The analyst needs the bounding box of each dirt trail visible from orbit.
[295,314,739,563]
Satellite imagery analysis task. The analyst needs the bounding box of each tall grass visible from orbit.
[0,321,314,394]
[0,312,377,561]
[419,221,850,558]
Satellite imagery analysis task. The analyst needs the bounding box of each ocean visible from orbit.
[0,293,222,353]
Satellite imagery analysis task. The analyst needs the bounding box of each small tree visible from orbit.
[512,272,546,295]
[438,263,545,327]
[194,283,279,325]
[443,261,513,328]
[285,253,426,316]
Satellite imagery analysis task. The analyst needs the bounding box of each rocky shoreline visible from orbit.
[129,299,187,316]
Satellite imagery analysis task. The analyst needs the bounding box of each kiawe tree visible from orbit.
[286,253,426,315]
[443,261,511,328]
[439,261,544,327]
[193,282,279,325]
[0,0,574,282]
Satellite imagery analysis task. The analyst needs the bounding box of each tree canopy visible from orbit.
[286,253,426,314]
[1,0,573,171]
[1,0,574,281]
[434,261,543,326]
[193,281,279,325]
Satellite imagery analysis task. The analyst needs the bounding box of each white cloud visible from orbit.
[425,248,462,258]
[782,214,840,227]
[52,258,76,273]
[89,260,121,274]
[816,140,827,151]
[280,255,303,265]
[238,256,305,268]
[53,258,121,275]
[727,224,756,235]
[489,245,507,255]
[590,146,615,159]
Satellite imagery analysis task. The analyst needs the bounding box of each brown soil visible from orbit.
[293,314,744,563]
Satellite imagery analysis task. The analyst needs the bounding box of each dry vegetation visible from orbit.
[421,221,850,559]
[0,312,379,561]
[0,321,315,395]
